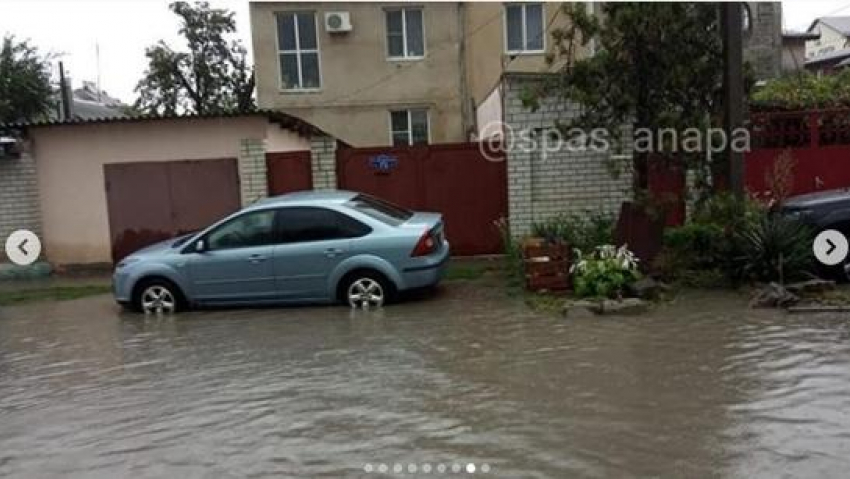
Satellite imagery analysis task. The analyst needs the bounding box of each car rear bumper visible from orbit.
[399,243,450,290]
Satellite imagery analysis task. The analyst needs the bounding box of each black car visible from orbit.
[782,188,850,278]
[782,188,850,232]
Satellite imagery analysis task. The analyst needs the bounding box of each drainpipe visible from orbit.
[458,3,471,138]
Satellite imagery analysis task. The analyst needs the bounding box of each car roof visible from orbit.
[250,189,359,208]
[784,188,850,209]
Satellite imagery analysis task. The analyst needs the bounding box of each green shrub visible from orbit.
[530,212,614,252]
[662,223,727,268]
[750,70,850,111]
[572,245,641,298]
[691,192,764,231]
[734,214,815,282]
[657,193,815,285]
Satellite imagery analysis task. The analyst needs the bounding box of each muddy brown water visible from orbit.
[1,283,850,478]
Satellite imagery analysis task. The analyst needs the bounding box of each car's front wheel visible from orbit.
[133,279,184,314]
[341,271,392,309]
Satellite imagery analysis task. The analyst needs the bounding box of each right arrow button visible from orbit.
[814,230,849,266]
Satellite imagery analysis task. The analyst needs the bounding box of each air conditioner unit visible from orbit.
[325,11,352,33]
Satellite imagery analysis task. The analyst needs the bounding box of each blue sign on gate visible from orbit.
[369,154,398,173]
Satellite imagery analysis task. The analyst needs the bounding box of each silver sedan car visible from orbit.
[113,191,449,313]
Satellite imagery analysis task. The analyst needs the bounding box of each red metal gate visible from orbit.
[266,151,313,195]
[104,158,241,263]
[337,143,507,255]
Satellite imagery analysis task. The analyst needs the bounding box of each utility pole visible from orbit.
[58,61,72,120]
[721,2,745,197]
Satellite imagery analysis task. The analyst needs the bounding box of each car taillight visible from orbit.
[411,229,437,257]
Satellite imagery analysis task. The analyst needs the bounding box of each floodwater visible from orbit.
[1,283,850,478]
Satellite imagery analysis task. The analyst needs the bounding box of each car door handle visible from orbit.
[247,254,268,263]
[324,248,344,258]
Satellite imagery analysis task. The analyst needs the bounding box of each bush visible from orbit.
[734,214,815,282]
[750,70,850,111]
[530,212,614,252]
[691,192,764,231]
[654,221,738,283]
[662,223,727,269]
[571,245,641,298]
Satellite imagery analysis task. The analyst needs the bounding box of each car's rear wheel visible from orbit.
[133,279,184,314]
[341,271,391,309]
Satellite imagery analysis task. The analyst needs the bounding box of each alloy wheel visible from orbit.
[141,285,176,314]
[347,278,385,309]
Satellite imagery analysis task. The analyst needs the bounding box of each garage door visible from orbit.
[104,158,241,263]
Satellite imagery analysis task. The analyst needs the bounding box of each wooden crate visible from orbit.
[522,241,571,292]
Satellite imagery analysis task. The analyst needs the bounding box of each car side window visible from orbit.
[206,209,277,250]
[277,207,372,243]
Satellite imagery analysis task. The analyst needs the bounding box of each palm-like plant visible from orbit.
[735,215,814,282]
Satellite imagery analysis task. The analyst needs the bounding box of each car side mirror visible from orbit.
[194,239,207,253]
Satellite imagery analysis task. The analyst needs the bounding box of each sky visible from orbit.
[0,0,848,105]
[0,0,252,103]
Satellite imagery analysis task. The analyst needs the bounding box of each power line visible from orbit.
[821,1,850,18]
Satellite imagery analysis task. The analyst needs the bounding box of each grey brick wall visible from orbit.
[503,75,633,236]
[310,135,337,190]
[238,138,269,206]
[744,2,782,80]
[0,149,42,263]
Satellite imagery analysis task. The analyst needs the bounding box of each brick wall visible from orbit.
[237,138,269,206]
[310,135,337,190]
[503,75,633,236]
[0,150,42,263]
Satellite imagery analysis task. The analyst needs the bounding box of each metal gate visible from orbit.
[337,143,507,255]
[266,151,313,195]
[104,158,241,263]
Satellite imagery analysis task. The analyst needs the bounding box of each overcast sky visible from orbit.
[0,0,847,105]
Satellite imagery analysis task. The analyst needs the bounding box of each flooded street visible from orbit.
[2,282,850,478]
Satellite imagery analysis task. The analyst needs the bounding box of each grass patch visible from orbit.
[524,292,569,315]
[444,261,491,281]
[0,285,112,306]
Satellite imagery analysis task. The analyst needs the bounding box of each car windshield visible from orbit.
[347,194,413,226]
[171,232,198,248]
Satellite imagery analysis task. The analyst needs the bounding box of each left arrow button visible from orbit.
[5,230,41,266]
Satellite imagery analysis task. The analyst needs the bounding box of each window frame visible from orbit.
[203,208,280,252]
[275,206,372,244]
[384,6,426,61]
[275,11,323,92]
[388,108,431,146]
[503,3,546,55]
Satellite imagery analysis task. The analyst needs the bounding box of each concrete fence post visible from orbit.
[237,138,269,206]
[310,135,338,190]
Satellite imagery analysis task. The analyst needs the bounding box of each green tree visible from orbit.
[532,3,728,190]
[0,35,54,124]
[135,1,255,115]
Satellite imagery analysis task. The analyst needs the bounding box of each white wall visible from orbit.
[475,85,503,140]
[807,22,848,59]
[32,117,310,265]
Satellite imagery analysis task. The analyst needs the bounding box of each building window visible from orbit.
[276,12,321,90]
[386,8,425,59]
[390,109,429,146]
[505,3,544,53]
